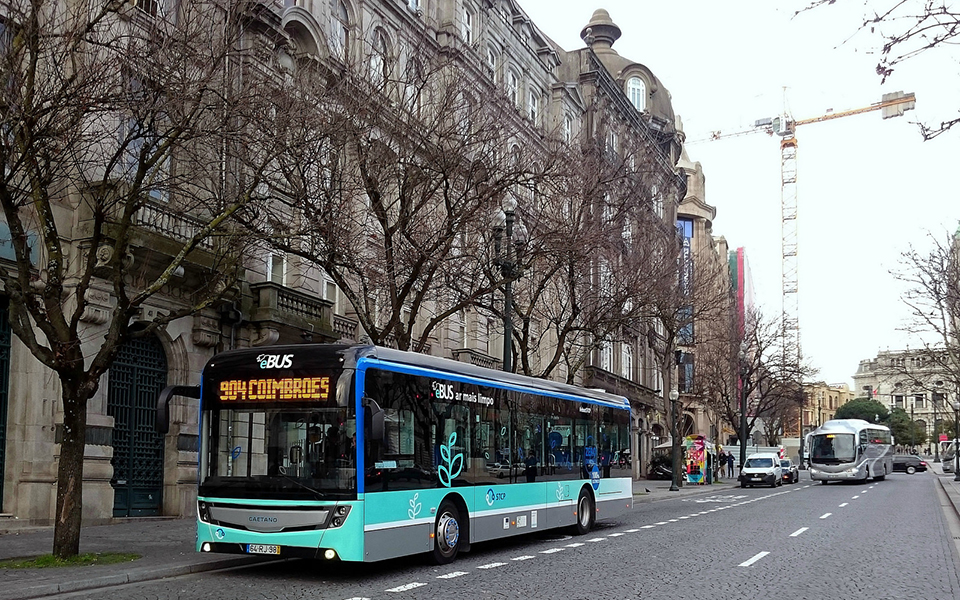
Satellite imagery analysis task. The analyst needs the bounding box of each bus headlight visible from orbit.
[323,549,337,560]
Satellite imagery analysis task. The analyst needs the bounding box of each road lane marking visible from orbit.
[655,521,668,525]
[540,548,564,554]
[739,551,770,567]
[512,555,536,561]
[852,495,860,499]
[625,529,640,533]
[608,532,625,537]
[839,502,848,507]
[790,527,809,537]
[587,538,604,543]
[436,572,468,579]
[344,597,370,600]
[477,562,506,569]
[387,583,426,592]
[565,543,584,547]
[820,513,832,519]
[679,516,690,519]
[641,525,655,529]
[668,519,679,522]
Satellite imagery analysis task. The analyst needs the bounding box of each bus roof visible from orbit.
[811,419,890,435]
[204,344,630,410]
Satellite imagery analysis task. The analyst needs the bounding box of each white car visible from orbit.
[738,453,783,488]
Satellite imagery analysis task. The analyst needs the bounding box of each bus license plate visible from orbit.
[246,544,280,555]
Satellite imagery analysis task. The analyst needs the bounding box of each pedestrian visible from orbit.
[524,449,538,483]
[726,451,735,478]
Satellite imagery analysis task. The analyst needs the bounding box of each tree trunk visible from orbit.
[53,382,88,559]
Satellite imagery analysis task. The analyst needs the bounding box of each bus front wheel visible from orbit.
[432,500,462,565]
[573,488,595,535]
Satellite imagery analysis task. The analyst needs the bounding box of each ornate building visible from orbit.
[0,0,717,526]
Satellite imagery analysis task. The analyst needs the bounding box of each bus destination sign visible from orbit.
[218,377,332,403]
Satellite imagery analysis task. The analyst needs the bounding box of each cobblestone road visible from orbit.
[50,473,960,600]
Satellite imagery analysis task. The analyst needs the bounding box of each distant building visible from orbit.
[801,382,856,435]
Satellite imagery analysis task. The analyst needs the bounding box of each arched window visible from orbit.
[330,0,349,60]
[369,29,389,87]
[627,76,645,111]
[563,114,573,143]
[462,5,475,45]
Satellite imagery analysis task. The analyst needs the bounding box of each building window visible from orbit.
[486,45,498,82]
[267,252,287,286]
[627,76,645,111]
[621,344,633,380]
[915,394,925,409]
[528,88,539,124]
[506,69,519,108]
[894,395,904,408]
[563,114,573,143]
[408,0,419,11]
[651,184,663,218]
[600,341,612,371]
[368,29,389,87]
[606,130,618,157]
[462,6,475,45]
[330,0,349,60]
[134,0,162,17]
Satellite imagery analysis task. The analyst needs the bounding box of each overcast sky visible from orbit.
[517,0,960,388]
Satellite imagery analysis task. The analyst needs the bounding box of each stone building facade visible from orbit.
[0,0,715,526]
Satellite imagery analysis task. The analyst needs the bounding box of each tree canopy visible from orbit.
[833,398,890,423]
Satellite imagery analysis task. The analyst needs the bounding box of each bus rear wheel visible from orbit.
[432,500,462,565]
[573,488,596,535]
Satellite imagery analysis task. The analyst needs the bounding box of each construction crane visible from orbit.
[689,91,916,366]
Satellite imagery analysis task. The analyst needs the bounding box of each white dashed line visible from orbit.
[820,513,832,519]
[789,527,809,537]
[387,583,426,593]
[477,562,506,569]
[655,521,668,525]
[608,532,624,537]
[839,502,848,507]
[739,551,770,567]
[668,519,679,522]
[565,543,584,548]
[641,525,655,529]
[625,529,640,533]
[540,548,564,554]
[344,597,370,600]
[587,538,605,543]
[436,572,468,579]
[679,516,690,519]
[512,555,536,561]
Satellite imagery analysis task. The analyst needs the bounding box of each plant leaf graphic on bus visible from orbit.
[408,493,422,519]
[438,432,464,487]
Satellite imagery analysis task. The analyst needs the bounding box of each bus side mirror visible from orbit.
[156,385,201,434]
[363,395,385,441]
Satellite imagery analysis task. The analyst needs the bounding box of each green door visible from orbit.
[0,298,10,511]
[108,334,167,517]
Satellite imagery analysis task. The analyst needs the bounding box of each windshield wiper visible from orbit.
[276,467,325,498]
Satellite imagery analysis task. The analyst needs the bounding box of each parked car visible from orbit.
[780,458,799,484]
[486,462,523,478]
[738,453,783,488]
[892,455,928,474]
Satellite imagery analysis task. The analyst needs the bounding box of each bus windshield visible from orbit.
[810,433,856,464]
[199,406,356,500]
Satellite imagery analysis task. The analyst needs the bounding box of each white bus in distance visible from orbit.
[807,419,893,484]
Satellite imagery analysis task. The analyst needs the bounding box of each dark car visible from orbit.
[780,458,799,484]
[892,455,928,474]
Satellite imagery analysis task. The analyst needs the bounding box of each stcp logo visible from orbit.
[257,354,294,369]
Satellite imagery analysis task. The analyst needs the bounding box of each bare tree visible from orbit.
[249,40,549,353]
[893,229,960,398]
[798,0,958,138]
[0,1,284,557]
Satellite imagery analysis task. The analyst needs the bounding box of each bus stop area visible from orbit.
[3,472,956,600]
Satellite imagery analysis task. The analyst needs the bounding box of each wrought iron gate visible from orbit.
[0,298,10,511]
[108,334,167,517]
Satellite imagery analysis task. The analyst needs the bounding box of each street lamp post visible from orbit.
[953,399,960,482]
[911,403,916,452]
[493,197,525,373]
[934,382,943,462]
[669,388,681,491]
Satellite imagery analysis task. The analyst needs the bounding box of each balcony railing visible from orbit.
[133,201,214,250]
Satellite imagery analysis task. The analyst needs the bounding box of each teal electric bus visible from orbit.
[157,344,633,564]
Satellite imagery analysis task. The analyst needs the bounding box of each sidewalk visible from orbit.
[0,477,734,600]
[928,457,960,521]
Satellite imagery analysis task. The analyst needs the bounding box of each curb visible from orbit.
[0,556,283,600]
[938,476,960,522]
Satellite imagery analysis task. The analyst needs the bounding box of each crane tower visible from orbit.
[691,91,916,365]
